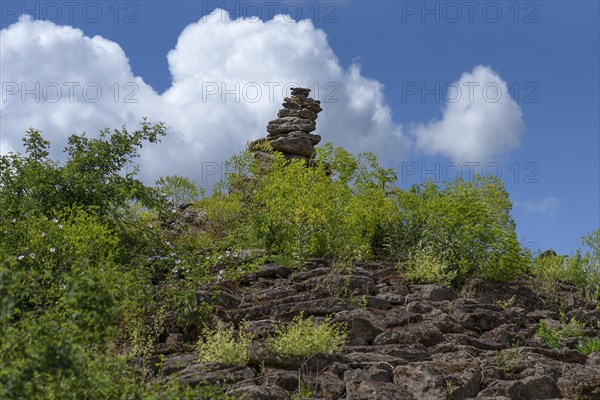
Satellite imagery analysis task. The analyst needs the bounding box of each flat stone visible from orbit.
[267,117,316,135]
[268,136,314,157]
[277,108,318,120]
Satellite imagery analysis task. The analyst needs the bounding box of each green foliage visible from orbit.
[405,246,457,286]
[560,317,586,338]
[223,144,395,263]
[267,313,347,358]
[156,175,204,207]
[293,378,315,400]
[388,176,526,285]
[535,317,585,349]
[493,347,522,377]
[196,323,254,366]
[536,321,562,349]
[576,337,600,356]
[0,123,229,398]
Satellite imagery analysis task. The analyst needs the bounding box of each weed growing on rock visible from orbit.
[493,347,522,377]
[196,322,254,366]
[536,317,586,349]
[575,337,600,356]
[536,321,562,349]
[267,313,347,358]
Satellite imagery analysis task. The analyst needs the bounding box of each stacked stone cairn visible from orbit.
[250,87,322,169]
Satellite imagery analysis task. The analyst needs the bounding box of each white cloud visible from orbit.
[0,11,409,186]
[411,65,525,163]
[514,196,560,215]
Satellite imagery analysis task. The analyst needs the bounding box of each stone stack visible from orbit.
[251,87,322,166]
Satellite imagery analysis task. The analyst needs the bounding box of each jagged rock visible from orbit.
[227,384,289,400]
[477,375,561,399]
[448,299,506,332]
[161,354,197,376]
[334,309,386,342]
[394,352,482,400]
[408,284,458,302]
[261,368,300,391]
[175,363,255,387]
[317,371,346,400]
[145,259,600,399]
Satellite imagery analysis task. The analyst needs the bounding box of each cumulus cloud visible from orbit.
[514,196,560,215]
[412,65,525,163]
[0,11,409,186]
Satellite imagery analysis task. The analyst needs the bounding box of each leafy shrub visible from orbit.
[267,313,347,358]
[405,246,457,286]
[387,176,526,285]
[196,323,254,366]
[535,318,585,349]
[530,228,600,294]
[576,337,600,356]
[224,144,394,263]
[156,175,204,208]
[493,347,522,377]
[536,321,562,349]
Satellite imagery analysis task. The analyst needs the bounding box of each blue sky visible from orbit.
[1,1,598,255]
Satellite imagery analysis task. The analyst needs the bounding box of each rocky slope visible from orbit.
[138,260,600,399]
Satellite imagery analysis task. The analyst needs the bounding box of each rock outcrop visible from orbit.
[137,260,600,400]
[251,87,322,168]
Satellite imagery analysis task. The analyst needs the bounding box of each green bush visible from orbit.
[267,313,347,358]
[530,228,600,294]
[196,323,254,366]
[576,337,600,356]
[535,318,585,350]
[535,321,562,349]
[405,246,457,286]
[387,176,526,284]
[218,144,395,263]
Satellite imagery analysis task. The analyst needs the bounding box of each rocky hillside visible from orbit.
[138,260,600,399]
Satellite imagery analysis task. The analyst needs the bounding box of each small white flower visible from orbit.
[11,218,16,223]
[225,250,231,257]
[41,232,46,237]
[104,179,110,184]
[171,209,177,214]
[94,166,100,170]
[170,252,176,257]
[172,267,179,274]
[17,255,25,260]
[53,218,58,223]
[49,247,56,253]
[147,223,153,228]
[29,253,35,258]
[218,255,222,259]
[233,252,239,258]
[175,259,181,265]
[58,224,63,229]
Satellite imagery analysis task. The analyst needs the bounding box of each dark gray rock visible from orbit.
[277,108,318,121]
[267,117,316,135]
[268,136,314,156]
[228,384,289,400]
[175,363,255,387]
[477,375,561,400]
[394,352,482,400]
